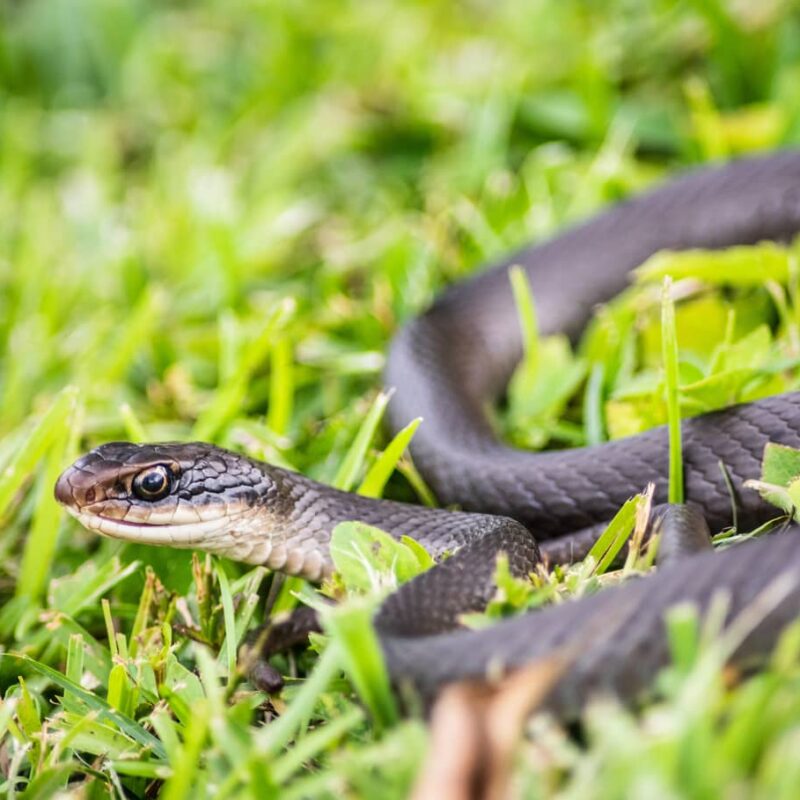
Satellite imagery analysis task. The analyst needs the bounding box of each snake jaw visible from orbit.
[63,499,328,579]
[63,503,238,548]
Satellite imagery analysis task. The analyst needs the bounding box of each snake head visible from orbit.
[54,441,273,551]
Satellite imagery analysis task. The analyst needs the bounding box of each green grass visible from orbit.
[3,0,800,797]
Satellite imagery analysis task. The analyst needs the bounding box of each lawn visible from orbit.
[3,1,800,797]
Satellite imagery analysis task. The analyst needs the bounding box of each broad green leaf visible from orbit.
[760,442,800,488]
[681,369,773,411]
[639,294,731,367]
[399,535,436,572]
[786,478,800,514]
[712,325,773,373]
[107,664,129,714]
[506,335,587,449]
[164,654,205,710]
[744,443,800,519]
[329,521,431,593]
[605,396,666,439]
[636,242,791,286]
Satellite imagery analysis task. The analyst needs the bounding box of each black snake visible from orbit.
[55,152,800,717]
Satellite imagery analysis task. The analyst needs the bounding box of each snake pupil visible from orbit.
[133,465,171,500]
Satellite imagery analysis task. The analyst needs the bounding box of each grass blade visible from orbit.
[358,417,422,498]
[15,426,72,599]
[583,362,606,446]
[586,494,642,575]
[255,642,343,757]
[509,264,539,363]
[662,277,684,504]
[267,334,295,436]
[1,653,166,758]
[214,558,238,679]
[321,600,398,730]
[193,300,294,441]
[0,386,79,521]
[271,706,365,783]
[119,402,147,442]
[333,390,392,491]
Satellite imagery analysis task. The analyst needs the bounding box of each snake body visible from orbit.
[56,152,800,715]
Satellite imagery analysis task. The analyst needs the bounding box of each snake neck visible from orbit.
[241,463,522,581]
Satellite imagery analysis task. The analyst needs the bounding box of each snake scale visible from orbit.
[56,152,800,717]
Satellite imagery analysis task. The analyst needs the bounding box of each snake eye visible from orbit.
[132,465,172,501]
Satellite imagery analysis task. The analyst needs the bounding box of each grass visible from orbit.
[3,0,800,797]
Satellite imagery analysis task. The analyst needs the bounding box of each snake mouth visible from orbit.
[64,505,234,548]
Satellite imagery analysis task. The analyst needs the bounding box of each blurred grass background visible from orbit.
[3,1,800,797]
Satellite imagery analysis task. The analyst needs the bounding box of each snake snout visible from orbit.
[54,469,75,507]
[55,454,113,510]
[54,467,85,508]
[54,469,70,506]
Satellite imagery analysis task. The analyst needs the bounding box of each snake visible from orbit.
[55,151,800,718]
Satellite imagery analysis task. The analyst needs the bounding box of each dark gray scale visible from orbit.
[652,504,713,564]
